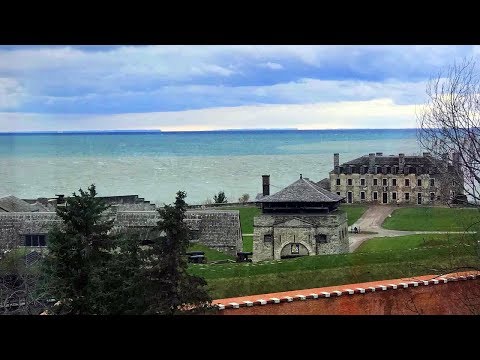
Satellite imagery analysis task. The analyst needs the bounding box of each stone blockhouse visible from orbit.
[321,152,465,205]
[253,175,348,262]
[0,196,242,256]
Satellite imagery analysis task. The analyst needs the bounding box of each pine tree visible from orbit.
[143,191,211,314]
[41,184,115,314]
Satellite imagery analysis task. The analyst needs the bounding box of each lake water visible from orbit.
[0,129,422,205]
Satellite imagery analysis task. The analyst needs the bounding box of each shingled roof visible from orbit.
[258,177,344,203]
[340,155,435,167]
[0,195,38,212]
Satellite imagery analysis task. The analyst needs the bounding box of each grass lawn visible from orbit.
[339,204,368,226]
[355,233,476,252]
[223,206,261,234]
[189,240,479,299]
[188,243,235,262]
[382,207,480,231]
[242,236,253,252]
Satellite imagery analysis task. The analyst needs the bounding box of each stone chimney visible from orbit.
[368,153,376,174]
[398,153,405,174]
[334,153,339,173]
[262,175,270,196]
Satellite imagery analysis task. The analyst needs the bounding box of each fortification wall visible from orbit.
[0,210,242,255]
[214,273,480,315]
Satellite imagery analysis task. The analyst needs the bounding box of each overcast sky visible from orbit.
[0,45,477,132]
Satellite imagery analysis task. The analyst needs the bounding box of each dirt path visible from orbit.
[348,205,476,252]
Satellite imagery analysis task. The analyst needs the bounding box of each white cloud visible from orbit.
[260,62,284,70]
[0,78,24,110]
[0,98,419,132]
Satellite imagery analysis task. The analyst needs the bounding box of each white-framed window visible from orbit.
[373,191,378,200]
[360,178,365,186]
[405,192,410,201]
[392,192,397,200]
[360,191,365,200]
[336,178,341,185]
[392,178,397,186]
[347,178,353,186]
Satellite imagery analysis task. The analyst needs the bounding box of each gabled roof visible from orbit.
[0,195,37,212]
[258,177,344,203]
[316,178,330,190]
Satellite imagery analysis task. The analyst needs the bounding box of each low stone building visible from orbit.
[0,195,242,256]
[322,152,466,205]
[253,175,349,262]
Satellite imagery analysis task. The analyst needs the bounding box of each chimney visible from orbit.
[262,175,270,196]
[300,173,303,179]
[398,153,405,174]
[333,153,339,173]
[376,152,383,156]
[368,153,375,173]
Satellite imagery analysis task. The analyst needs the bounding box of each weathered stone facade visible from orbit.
[0,209,242,256]
[328,152,465,205]
[252,211,348,262]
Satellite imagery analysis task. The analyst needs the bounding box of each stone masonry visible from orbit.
[253,211,348,262]
[0,209,242,256]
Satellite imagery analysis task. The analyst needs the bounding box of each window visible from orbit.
[360,178,365,186]
[373,191,378,200]
[336,178,341,185]
[417,193,422,204]
[347,178,353,186]
[315,234,328,243]
[336,192,340,196]
[382,178,387,186]
[392,192,397,200]
[24,234,46,247]
[392,178,397,186]
[417,179,422,187]
[263,234,273,242]
[430,179,435,187]
[361,191,365,200]
[373,178,378,185]
[405,192,410,201]
[405,179,410,186]
[430,192,435,201]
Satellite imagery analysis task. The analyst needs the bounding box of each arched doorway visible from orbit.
[280,242,309,259]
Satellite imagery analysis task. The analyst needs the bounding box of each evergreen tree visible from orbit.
[41,184,115,314]
[143,191,211,314]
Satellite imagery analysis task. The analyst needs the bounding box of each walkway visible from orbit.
[348,205,477,252]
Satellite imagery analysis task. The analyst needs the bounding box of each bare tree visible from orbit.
[417,57,480,206]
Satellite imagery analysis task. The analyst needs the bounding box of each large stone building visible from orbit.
[253,175,349,262]
[322,152,465,205]
[0,195,242,256]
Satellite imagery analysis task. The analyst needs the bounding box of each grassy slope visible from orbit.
[355,233,476,252]
[189,242,479,299]
[382,207,480,231]
[339,204,368,226]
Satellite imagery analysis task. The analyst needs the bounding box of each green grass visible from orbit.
[242,236,253,252]
[189,240,480,299]
[339,204,368,226]
[382,207,480,231]
[355,233,475,252]
[223,206,261,234]
[188,243,235,262]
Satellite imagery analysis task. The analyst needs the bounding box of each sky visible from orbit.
[0,45,478,132]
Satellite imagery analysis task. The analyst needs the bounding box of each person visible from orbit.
[354,227,358,234]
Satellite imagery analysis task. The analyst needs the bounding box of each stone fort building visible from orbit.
[253,175,349,262]
[0,194,242,256]
[321,152,465,205]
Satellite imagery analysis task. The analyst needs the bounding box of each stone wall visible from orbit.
[252,210,348,262]
[330,172,450,205]
[0,210,242,256]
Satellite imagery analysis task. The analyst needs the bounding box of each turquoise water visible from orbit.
[0,129,422,205]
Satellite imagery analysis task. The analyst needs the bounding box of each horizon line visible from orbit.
[0,127,419,134]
